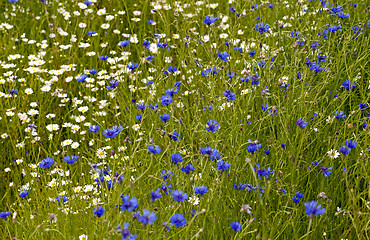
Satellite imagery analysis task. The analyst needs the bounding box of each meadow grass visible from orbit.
[0,0,369,239]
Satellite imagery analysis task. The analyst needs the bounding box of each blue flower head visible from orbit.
[296,117,308,128]
[119,195,139,212]
[64,155,78,164]
[203,15,219,25]
[205,120,219,132]
[230,221,242,231]
[93,206,105,217]
[102,125,123,138]
[254,163,274,179]
[180,164,195,174]
[150,189,162,202]
[194,186,208,195]
[304,201,325,216]
[216,160,231,171]
[255,22,270,34]
[172,190,188,202]
[170,214,187,227]
[88,125,99,133]
[148,145,161,154]
[137,209,157,225]
[39,157,54,169]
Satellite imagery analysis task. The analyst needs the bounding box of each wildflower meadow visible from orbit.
[0,0,369,239]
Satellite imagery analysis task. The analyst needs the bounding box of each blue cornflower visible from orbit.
[201,146,217,155]
[148,145,161,154]
[194,186,208,195]
[102,125,123,138]
[93,206,105,217]
[127,62,139,70]
[164,66,177,75]
[39,157,54,169]
[0,211,11,219]
[161,182,172,195]
[345,139,357,149]
[89,68,97,75]
[56,195,68,203]
[310,41,320,50]
[233,183,246,190]
[205,120,219,132]
[168,131,180,141]
[9,0,19,3]
[136,102,148,110]
[150,189,162,202]
[117,222,137,240]
[171,154,183,164]
[100,55,109,60]
[160,170,173,180]
[223,90,235,100]
[20,190,28,198]
[254,163,274,179]
[172,190,188,202]
[64,155,78,164]
[280,188,287,194]
[203,15,219,25]
[255,22,270,33]
[119,195,139,212]
[86,30,96,36]
[8,88,18,94]
[210,151,222,161]
[146,55,155,62]
[317,52,327,62]
[180,164,195,174]
[264,149,270,155]
[135,114,142,121]
[106,79,119,90]
[170,214,187,227]
[137,209,157,225]
[333,111,346,119]
[292,191,304,204]
[190,210,197,217]
[296,117,308,127]
[88,125,99,133]
[230,221,242,231]
[84,0,91,6]
[339,146,351,156]
[321,167,332,177]
[360,103,367,110]
[246,184,255,191]
[352,26,363,39]
[161,95,173,105]
[304,201,325,216]
[160,114,170,122]
[201,67,218,77]
[311,161,322,166]
[342,79,356,90]
[147,20,155,25]
[77,74,87,82]
[217,52,229,62]
[216,160,231,171]
[143,39,150,48]
[337,12,349,19]
[328,5,343,15]
[119,40,129,47]
[248,50,256,56]
[174,81,182,88]
[165,88,179,96]
[246,140,262,153]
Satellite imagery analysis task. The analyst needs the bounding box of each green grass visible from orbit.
[0,0,369,239]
